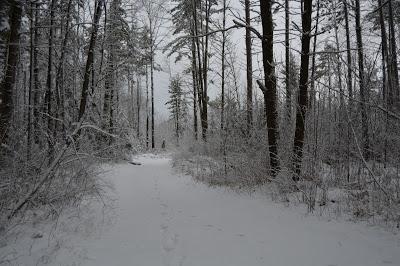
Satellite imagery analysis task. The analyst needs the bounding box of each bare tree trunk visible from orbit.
[343,0,353,182]
[44,0,56,160]
[27,1,35,160]
[192,0,205,140]
[146,64,149,149]
[55,0,73,136]
[191,34,198,140]
[245,0,253,134]
[378,0,391,101]
[33,2,40,145]
[109,69,115,145]
[293,0,313,179]
[137,75,141,138]
[309,0,320,109]
[220,0,226,131]
[103,51,114,144]
[78,0,104,120]
[285,0,291,119]
[0,0,23,146]
[201,0,211,141]
[150,45,155,149]
[343,0,353,100]
[355,0,370,160]
[388,0,400,103]
[259,0,280,177]
[333,0,344,141]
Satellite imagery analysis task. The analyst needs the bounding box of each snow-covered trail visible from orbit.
[76,153,400,266]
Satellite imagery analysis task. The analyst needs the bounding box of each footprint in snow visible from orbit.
[160,224,169,231]
[162,233,179,253]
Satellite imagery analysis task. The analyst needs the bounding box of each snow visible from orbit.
[1,154,400,266]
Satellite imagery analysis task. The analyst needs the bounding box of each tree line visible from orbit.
[1,0,400,221]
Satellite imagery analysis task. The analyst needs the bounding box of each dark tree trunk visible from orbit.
[137,75,141,138]
[388,0,400,103]
[146,65,149,149]
[259,0,280,177]
[33,2,40,145]
[245,0,253,134]
[192,0,205,141]
[78,0,104,120]
[355,0,370,160]
[343,0,353,101]
[0,0,23,145]
[293,0,313,179]
[28,1,35,160]
[378,0,391,102]
[191,34,198,140]
[220,0,226,131]
[333,0,344,139]
[150,46,155,149]
[55,0,73,135]
[201,0,211,141]
[285,0,291,119]
[309,0,320,109]
[103,52,114,143]
[45,0,56,159]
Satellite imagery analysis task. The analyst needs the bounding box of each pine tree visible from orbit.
[166,74,187,145]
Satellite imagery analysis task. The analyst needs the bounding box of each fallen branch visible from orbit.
[6,121,84,220]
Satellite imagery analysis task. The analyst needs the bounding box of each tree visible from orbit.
[293,0,313,179]
[245,0,253,134]
[220,0,227,131]
[44,0,56,159]
[140,0,167,148]
[259,0,280,177]
[388,0,400,103]
[166,74,187,144]
[355,0,370,160]
[285,0,291,120]
[0,0,23,147]
[78,0,104,120]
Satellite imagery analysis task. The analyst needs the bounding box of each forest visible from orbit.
[1,0,400,264]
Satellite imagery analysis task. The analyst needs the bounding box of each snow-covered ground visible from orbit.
[1,154,400,266]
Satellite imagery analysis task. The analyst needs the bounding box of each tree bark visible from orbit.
[191,33,198,140]
[28,1,35,160]
[259,0,280,176]
[45,0,56,159]
[33,2,40,145]
[388,0,400,103]
[293,0,313,179]
[55,0,73,135]
[221,0,226,131]
[78,0,104,120]
[245,0,253,134]
[0,0,23,145]
[146,65,149,149]
[343,0,353,101]
[309,0,320,109]
[137,75,141,138]
[355,0,370,160]
[378,0,391,102]
[285,0,291,119]
[150,45,155,149]
[201,0,211,141]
